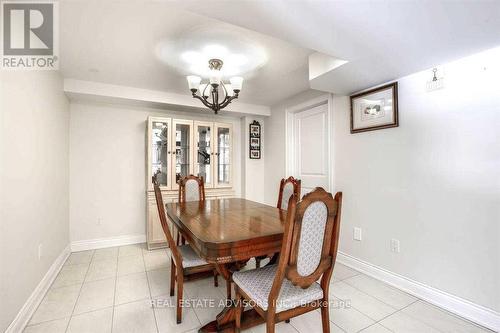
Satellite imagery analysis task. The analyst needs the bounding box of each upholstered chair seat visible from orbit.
[232,265,323,312]
[178,244,209,268]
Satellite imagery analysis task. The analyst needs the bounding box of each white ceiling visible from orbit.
[168,0,500,94]
[61,0,500,107]
[60,1,311,106]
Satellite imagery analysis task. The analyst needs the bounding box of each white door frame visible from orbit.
[285,94,334,192]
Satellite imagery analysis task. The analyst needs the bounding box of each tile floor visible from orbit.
[24,244,493,333]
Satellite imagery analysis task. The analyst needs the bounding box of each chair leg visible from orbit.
[170,260,175,297]
[266,317,276,333]
[234,287,243,333]
[176,274,184,324]
[213,270,219,287]
[226,279,232,299]
[320,301,330,333]
[255,257,261,268]
[285,319,290,323]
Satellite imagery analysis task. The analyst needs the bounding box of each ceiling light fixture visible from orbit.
[187,59,243,114]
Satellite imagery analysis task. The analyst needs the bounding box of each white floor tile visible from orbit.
[330,281,398,321]
[144,250,170,271]
[289,309,345,333]
[379,311,441,332]
[360,323,392,333]
[51,263,88,289]
[65,251,94,266]
[402,301,492,333]
[147,268,171,297]
[23,317,69,333]
[73,278,115,314]
[29,284,81,324]
[250,322,300,333]
[333,263,360,281]
[328,297,375,332]
[118,244,145,257]
[344,274,417,309]
[67,307,113,333]
[115,272,151,305]
[153,294,201,333]
[85,258,117,282]
[117,255,145,276]
[93,247,119,262]
[184,276,226,300]
[113,300,157,333]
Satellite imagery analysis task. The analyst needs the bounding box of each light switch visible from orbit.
[353,227,362,241]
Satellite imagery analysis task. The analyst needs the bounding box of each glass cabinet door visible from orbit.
[215,123,232,187]
[150,118,171,189]
[194,122,213,188]
[172,120,193,188]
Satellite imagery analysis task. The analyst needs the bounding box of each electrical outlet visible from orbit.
[38,244,43,260]
[353,227,362,241]
[390,239,400,253]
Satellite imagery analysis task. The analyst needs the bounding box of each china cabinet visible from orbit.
[146,116,234,249]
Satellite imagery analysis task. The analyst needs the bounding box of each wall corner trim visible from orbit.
[337,251,500,331]
[70,234,146,252]
[5,245,71,333]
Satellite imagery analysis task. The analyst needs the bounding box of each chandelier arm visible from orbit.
[220,82,228,101]
[192,94,215,109]
[219,94,239,109]
[202,84,209,98]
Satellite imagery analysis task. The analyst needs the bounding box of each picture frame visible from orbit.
[250,137,260,148]
[350,82,399,133]
[250,122,261,137]
[249,120,261,159]
[250,150,260,159]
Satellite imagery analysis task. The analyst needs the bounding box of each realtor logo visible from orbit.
[1,1,59,69]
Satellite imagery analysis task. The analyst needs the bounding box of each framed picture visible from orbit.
[250,122,260,137]
[249,120,261,159]
[250,150,260,159]
[350,82,398,133]
[250,137,260,148]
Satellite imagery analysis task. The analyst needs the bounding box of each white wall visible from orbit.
[334,47,500,312]
[0,71,70,332]
[265,47,500,314]
[241,116,266,203]
[69,102,243,243]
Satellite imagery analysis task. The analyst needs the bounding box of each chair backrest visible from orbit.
[152,173,182,268]
[269,188,342,307]
[277,176,301,210]
[178,175,205,203]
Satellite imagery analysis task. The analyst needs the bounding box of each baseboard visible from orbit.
[5,245,71,333]
[337,251,500,331]
[70,234,146,252]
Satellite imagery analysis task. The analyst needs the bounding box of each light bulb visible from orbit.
[230,77,243,91]
[186,75,201,91]
[209,69,222,85]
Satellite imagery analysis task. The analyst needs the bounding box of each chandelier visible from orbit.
[186,59,243,114]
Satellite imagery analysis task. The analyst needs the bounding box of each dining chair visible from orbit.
[255,176,301,268]
[176,175,205,246]
[177,174,232,299]
[178,174,206,203]
[233,188,343,333]
[152,175,218,324]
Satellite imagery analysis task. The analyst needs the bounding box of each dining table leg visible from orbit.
[198,262,265,333]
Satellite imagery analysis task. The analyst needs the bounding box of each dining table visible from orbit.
[166,198,287,332]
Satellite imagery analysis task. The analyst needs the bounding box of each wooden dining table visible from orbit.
[166,198,287,332]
